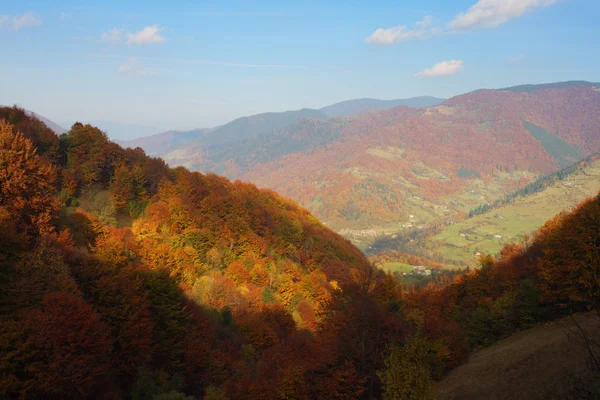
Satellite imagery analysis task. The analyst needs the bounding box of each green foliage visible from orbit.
[79,188,118,226]
[203,386,229,400]
[522,119,582,169]
[154,391,196,400]
[469,153,599,218]
[262,286,275,303]
[457,167,479,179]
[377,336,435,400]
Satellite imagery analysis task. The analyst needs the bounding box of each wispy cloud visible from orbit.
[448,0,557,31]
[127,25,165,44]
[98,53,307,69]
[117,57,156,76]
[0,11,41,31]
[101,28,123,42]
[414,60,464,78]
[366,16,438,45]
[507,54,525,62]
[101,25,165,45]
[367,0,557,45]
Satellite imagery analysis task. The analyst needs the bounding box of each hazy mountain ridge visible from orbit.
[125,97,443,159]
[319,96,444,117]
[497,80,600,93]
[119,128,214,156]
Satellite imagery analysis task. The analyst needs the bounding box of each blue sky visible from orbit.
[1,0,599,138]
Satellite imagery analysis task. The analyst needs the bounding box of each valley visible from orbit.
[123,82,600,270]
[5,1,600,397]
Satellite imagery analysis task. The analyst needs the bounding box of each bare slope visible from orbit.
[437,312,600,400]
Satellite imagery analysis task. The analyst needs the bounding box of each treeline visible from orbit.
[0,108,403,399]
[469,152,600,218]
[0,107,598,399]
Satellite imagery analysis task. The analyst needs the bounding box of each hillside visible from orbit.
[163,83,600,237]
[319,96,444,117]
[425,154,600,263]
[0,107,397,399]
[1,106,599,399]
[437,312,600,399]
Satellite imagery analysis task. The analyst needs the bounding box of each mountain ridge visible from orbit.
[319,96,444,117]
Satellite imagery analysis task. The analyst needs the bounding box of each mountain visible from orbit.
[2,105,600,399]
[319,96,444,117]
[164,83,600,239]
[28,111,68,135]
[128,99,442,159]
[0,105,67,134]
[0,106,384,399]
[198,107,327,147]
[161,108,327,168]
[119,128,214,156]
[497,80,600,93]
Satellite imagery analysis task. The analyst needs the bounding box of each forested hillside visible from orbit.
[1,107,598,399]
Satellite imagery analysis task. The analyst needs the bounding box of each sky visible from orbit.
[1,0,599,138]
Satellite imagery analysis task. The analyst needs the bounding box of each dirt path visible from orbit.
[437,313,600,399]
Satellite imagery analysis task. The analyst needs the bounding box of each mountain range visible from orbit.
[141,82,600,236]
[119,96,444,159]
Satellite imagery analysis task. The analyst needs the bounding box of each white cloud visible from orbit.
[414,60,464,78]
[117,58,156,76]
[507,54,525,62]
[126,25,165,45]
[101,28,123,42]
[366,16,436,45]
[0,12,41,30]
[448,0,557,31]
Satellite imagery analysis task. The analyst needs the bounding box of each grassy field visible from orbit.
[380,262,414,274]
[429,159,600,263]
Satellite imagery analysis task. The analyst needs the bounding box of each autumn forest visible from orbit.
[0,102,598,400]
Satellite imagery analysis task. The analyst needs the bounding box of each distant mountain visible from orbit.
[0,105,66,134]
[29,112,68,135]
[162,83,600,235]
[198,108,327,147]
[319,96,444,117]
[160,108,327,168]
[119,128,213,156]
[497,80,600,93]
